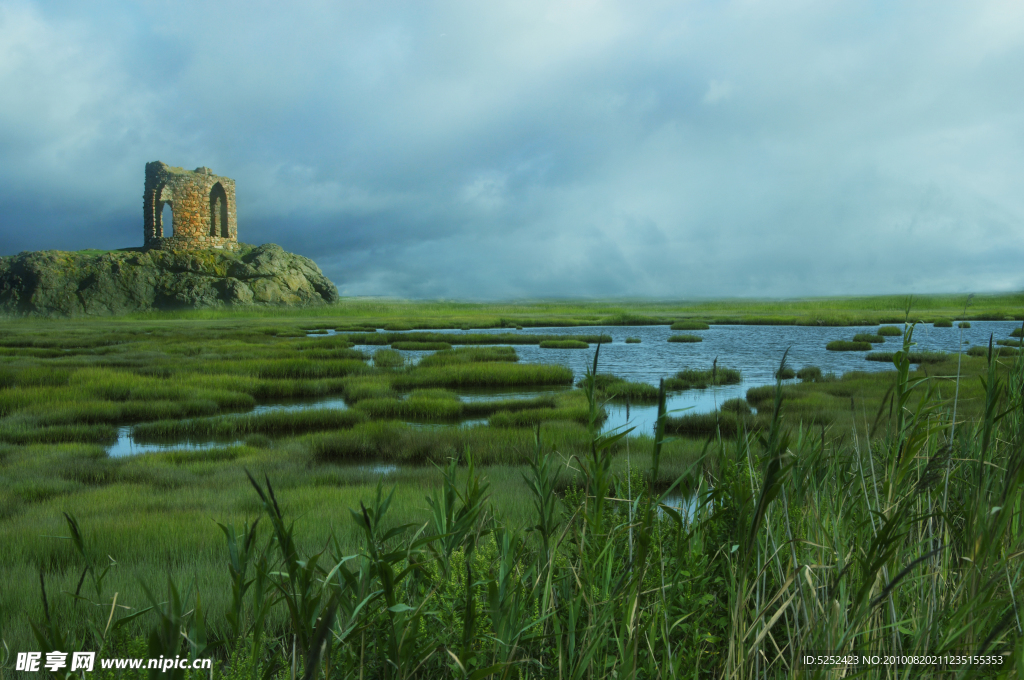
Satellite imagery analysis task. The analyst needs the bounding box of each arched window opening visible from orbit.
[161,203,174,237]
[153,184,174,238]
[210,183,229,238]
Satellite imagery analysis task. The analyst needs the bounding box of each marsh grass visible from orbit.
[351,392,560,422]
[234,358,371,380]
[0,422,117,444]
[826,339,872,351]
[538,339,589,349]
[306,419,606,465]
[461,395,559,417]
[249,377,351,400]
[664,409,767,438]
[14,397,231,426]
[53,291,1022,326]
[132,408,367,441]
[720,397,752,414]
[667,334,702,343]
[487,399,594,427]
[774,366,796,380]
[933,319,954,327]
[745,383,797,409]
[0,365,73,388]
[665,365,741,390]
[293,334,356,349]
[744,383,850,426]
[334,324,378,333]
[294,348,366,362]
[602,312,672,325]
[852,332,885,343]
[878,325,903,336]
[371,348,404,368]
[747,350,995,434]
[625,337,641,343]
[353,396,464,421]
[389,341,452,351]
[405,388,460,401]
[969,345,1020,357]
[581,374,660,402]
[959,320,971,328]
[349,333,390,345]
[796,365,822,382]
[670,320,710,330]
[417,345,518,367]
[3,315,1024,678]
[866,350,949,363]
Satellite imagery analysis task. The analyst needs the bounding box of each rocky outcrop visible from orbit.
[0,244,339,317]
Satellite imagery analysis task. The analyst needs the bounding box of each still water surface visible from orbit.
[366,321,1019,437]
[108,321,1019,456]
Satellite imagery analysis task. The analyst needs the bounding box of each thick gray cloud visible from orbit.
[1,0,1022,298]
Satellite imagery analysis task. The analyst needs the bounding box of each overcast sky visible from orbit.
[1,1,1022,299]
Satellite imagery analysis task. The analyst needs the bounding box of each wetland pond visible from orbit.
[109,321,1020,457]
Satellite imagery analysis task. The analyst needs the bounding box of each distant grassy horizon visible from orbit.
[2,291,1021,327]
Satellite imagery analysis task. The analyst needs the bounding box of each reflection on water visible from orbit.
[405,419,489,430]
[253,397,348,413]
[659,492,699,521]
[602,383,749,437]
[361,464,397,475]
[107,427,242,458]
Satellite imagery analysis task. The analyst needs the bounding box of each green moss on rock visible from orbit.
[0,243,338,317]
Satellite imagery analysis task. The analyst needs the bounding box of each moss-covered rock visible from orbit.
[0,243,338,317]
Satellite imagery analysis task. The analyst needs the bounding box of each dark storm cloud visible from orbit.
[1,0,1022,298]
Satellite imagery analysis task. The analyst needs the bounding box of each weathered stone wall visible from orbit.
[143,162,239,251]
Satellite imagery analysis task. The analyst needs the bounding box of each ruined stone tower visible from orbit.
[143,162,239,250]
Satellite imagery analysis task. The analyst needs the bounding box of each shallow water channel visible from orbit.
[108,321,1020,457]
[362,320,1019,436]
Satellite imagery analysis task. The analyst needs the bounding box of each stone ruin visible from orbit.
[143,161,239,251]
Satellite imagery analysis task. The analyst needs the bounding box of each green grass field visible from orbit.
[3,291,1014,326]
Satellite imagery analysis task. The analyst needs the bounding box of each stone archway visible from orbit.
[155,184,174,237]
[209,182,229,237]
[161,203,173,237]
